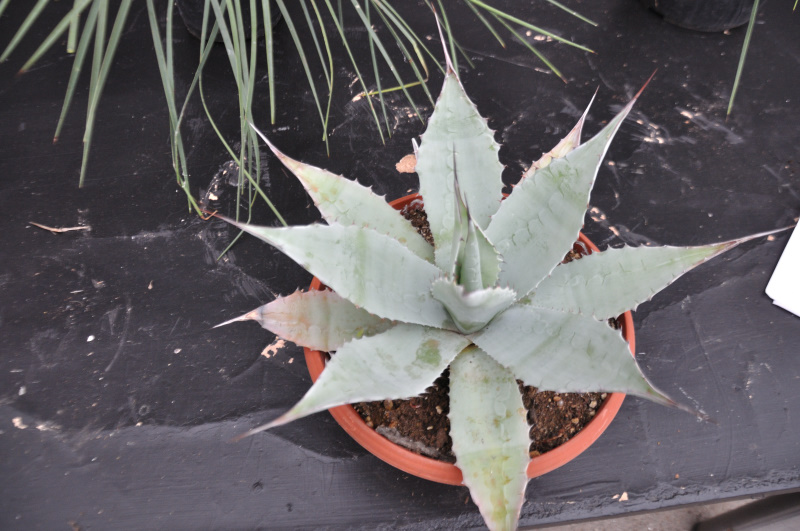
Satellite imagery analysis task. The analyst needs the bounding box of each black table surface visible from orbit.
[1,1,799,529]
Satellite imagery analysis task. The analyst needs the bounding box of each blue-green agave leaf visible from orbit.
[527,229,785,320]
[220,217,453,329]
[430,279,516,334]
[449,346,530,531]
[526,242,734,320]
[447,173,469,279]
[239,324,471,437]
[252,125,434,262]
[416,68,504,270]
[470,305,676,407]
[523,90,596,179]
[451,175,502,290]
[214,289,394,352]
[486,82,649,298]
[462,216,502,291]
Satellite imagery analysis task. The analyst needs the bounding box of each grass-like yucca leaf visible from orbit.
[79,0,132,188]
[16,0,92,74]
[727,0,759,116]
[0,0,51,63]
[2,0,595,220]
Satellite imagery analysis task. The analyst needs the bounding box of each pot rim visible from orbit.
[303,193,632,486]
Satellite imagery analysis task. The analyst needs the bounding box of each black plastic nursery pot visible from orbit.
[639,0,758,31]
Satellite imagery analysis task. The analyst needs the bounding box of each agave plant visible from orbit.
[214,63,767,530]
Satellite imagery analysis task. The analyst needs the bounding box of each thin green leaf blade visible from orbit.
[470,305,674,406]
[0,0,13,20]
[274,0,329,151]
[431,279,516,334]
[466,0,594,53]
[67,0,80,53]
[216,289,393,351]
[449,346,529,531]
[364,0,391,138]
[464,0,506,48]
[542,0,597,26]
[299,0,334,142]
[300,0,330,83]
[18,0,92,73]
[80,0,132,187]
[369,0,442,76]
[243,324,470,434]
[54,0,101,143]
[0,0,51,63]
[486,81,649,296]
[727,0,759,116]
[220,219,452,328]
[350,0,423,125]
[261,0,276,123]
[322,0,385,143]
[254,129,434,262]
[491,12,563,82]
[369,0,434,104]
[436,0,459,72]
[309,0,335,132]
[416,70,504,269]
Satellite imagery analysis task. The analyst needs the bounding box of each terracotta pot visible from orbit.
[303,193,633,485]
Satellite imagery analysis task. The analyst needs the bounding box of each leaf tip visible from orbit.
[229,414,289,443]
[634,70,658,101]
[431,4,457,80]
[714,225,795,256]
[250,121,280,153]
[646,385,712,422]
[213,310,257,329]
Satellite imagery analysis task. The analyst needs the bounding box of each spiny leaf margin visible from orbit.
[416,69,504,270]
[215,289,394,352]
[216,217,454,329]
[449,345,530,531]
[236,323,471,438]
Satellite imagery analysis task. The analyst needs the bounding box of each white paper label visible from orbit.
[766,225,800,317]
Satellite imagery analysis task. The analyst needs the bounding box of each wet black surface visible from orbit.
[1,1,799,529]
